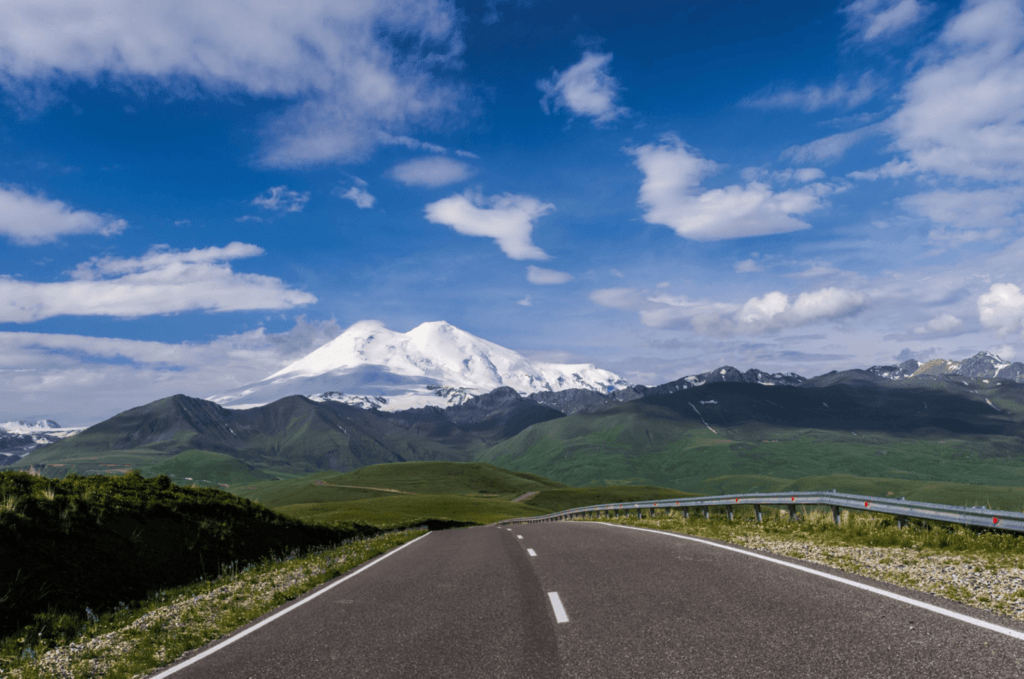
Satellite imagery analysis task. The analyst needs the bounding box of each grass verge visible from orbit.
[586,507,1024,622]
[0,529,426,679]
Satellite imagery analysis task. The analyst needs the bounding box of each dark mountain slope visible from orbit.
[22,389,565,477]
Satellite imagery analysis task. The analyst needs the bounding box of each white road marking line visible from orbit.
[605,523,1024,642]
[149,531,433,678]
[517,535,523,539]
[548,592,569,623]
[527,548,537,557]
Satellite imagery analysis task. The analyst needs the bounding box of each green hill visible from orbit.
[20,394,479,478]
[232,461,567,508]
[278,493,548,528]
[479,381,1024,505]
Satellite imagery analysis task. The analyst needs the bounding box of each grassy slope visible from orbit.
[231,461,568,508]
[278,493,547,528]
[139,449,274,488]
[478,398,1024,505]
[524,485,697,512]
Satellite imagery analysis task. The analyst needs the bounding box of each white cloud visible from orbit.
[0,242,315,322]
[591,285,865,334]
[782,124,883,164]
[516,296,532,307]
[252,185,310,212]
[335,178,376,209]
[889,0,1024,182]
[794,168,827,182]
[537,51,628,124]
[391,157,473,187]
[735,259,762,273]
[978,282,1024,336]
[0,186,127,245]
[628,135,827,240]
[914,312,963,334]
[340,186,376,209]
[743,73,878,111]
[0,0,467,166]
[843,0,932,41]
[424,190,553,260]
[901,188,1024,229]
[734,287,867,332]
[526,265,573,285]
[847,158,916,180]
[0,317,341,425]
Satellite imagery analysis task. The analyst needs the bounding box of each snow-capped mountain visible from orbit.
[0,420,81,465]
[212,320,630,411]
[866,352,1024,383]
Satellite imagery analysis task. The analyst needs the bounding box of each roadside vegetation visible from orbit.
[0,471,380,641]
[1,529,425,679]
[587,506,1024,621]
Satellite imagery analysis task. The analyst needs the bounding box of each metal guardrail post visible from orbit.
[702,506,710,520]
[753,504,762,523]
[682,507,690,519]
[831,506,841,526]
[788,504,797,522]
[726,505,734,521]
[898,516,907,529]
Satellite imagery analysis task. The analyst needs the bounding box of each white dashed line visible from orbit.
[527,548,537,557]
[517,535,523,539]
[548,592,569,623]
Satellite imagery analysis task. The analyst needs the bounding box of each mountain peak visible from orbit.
[212,320,630,410]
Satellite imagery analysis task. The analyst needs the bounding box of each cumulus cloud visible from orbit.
[252,185,310,212]
[978,282,1024,336]
[743,73,878,112]
[526,265,573,285]
[0,186,126,245]
[734,288,867,333]
[843,0,932,41]
[847,158,916,180]
[0,317,341,425]
[391,157,473,187]
[341,186,375,209]
[591,285,866,334]
[0,0,468,165]
[0,242,316,322]
[516,295,532,306]
[537,51,628,124]
[424,190,554,260]
[628,135,828,240]
[889,0,1024,182]
[914,312,963,334]
[735,259,762,273]
[335,178,375,209]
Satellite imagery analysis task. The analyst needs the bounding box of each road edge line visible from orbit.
[150,531,433,678]
[600,522,1024,642]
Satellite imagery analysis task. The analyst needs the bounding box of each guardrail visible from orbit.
[498,490,1024,533]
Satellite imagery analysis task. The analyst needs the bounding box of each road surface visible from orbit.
[151,522,1024,678]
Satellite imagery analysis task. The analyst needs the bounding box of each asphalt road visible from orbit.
[152,522,1024,678]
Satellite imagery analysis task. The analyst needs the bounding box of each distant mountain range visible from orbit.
[15,345,1024,497]
[8,314,1024,489]
[0,420,81,466]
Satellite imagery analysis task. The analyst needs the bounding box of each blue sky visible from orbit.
[2,0,1024,425]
